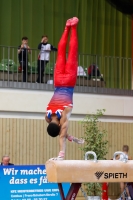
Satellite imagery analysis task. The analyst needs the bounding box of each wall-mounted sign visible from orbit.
[0,165,70,200]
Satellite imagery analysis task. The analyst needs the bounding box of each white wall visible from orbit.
[0,88,133,122]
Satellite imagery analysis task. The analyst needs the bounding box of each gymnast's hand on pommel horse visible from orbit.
[45,17,84,160]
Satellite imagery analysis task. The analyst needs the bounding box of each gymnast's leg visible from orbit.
[54,19,71,86]
[65,17,78,87]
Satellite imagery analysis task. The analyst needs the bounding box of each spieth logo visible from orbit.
[95,171,104,180]
[94,171,127,179]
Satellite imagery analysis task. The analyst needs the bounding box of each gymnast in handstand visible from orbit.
[45,17,84,160]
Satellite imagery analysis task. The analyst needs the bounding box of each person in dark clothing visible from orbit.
[36,35,57,83]
[18,36,31,82]
[0,155,14,165]
[88,64,101,80]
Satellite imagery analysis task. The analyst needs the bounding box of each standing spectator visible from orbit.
[0,155,14,165]
[18,36,31,82]
[36,35,57,83]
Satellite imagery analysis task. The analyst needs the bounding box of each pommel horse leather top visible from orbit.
[46,159,133,183]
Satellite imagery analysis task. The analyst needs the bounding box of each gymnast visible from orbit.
[45,17,84,160]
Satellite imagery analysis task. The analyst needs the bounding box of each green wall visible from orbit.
[0,0,132,57]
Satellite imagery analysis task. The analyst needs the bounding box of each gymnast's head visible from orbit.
[47,122,60,137]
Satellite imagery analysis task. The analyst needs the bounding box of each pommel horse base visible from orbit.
[46,159,133,200]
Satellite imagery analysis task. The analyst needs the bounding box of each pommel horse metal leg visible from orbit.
[58,183,81,200]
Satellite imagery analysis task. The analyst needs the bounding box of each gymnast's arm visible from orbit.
[59,111,70,156]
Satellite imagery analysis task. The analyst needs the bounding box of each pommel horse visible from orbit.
[46,151,133,200]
